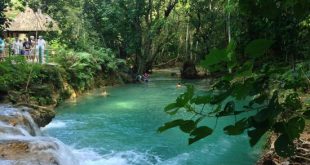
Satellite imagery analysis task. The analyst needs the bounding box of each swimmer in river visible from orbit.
[100,88,109,97]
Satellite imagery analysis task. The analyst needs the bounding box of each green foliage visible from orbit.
[160,38,309,158]
[245,39,273,58]
[51,47,124,91]
[0,56,37,91]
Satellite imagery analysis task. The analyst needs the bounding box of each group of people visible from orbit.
[12,36,46,57]
[0,35,46,62]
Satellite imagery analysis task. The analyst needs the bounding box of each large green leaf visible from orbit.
[231,80,252,100]
[180,120,196,133]
[165,103,178,111]
[158,119,184,133]
[245,39,273,58]
[188,126,213,145]
[274,134,295,158]
[213,80,230,90]
[176,85,195,107]
[303,110,310,119]
[273,122,286,134]
[286,117,305,140]
[190,95,212,105]
[210,90,231,104]
[235,61,253,77]
[248,128,268,147]
[223,118,248,135]
[284,93,302,111]
[200,49,227,67]
[216,101,235,117]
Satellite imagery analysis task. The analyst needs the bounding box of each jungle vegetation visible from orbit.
[0,0,309,159]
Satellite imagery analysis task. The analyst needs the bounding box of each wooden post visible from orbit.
[45,48,48,63]
[39,46,42,64]
[9,46,11,57]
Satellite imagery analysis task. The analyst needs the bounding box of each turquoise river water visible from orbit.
[42,74,264,165]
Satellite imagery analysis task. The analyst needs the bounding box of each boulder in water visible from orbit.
[0,104,78,165]
[181,61,198,79]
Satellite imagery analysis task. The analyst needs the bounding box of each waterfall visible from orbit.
[0,104,79,165]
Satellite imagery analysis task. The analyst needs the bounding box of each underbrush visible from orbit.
[0,47,126,106]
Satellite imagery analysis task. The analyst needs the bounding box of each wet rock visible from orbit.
[26,107,55,128]
[181,61,198,79]
[0,105,38,136]
[0,138,69,165]
[0,104,77,165]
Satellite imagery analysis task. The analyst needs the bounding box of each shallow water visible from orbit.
[43,75,264,165]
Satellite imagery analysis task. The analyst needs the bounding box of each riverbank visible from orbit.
[257,124,310,165]
[1,64,309,164]
[257,94,310,165]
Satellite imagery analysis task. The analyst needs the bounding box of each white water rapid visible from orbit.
[0,105,78,165]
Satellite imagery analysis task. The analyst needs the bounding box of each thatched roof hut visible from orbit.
[4,7,58,38]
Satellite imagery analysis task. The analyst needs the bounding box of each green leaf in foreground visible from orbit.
[303,110,310,119]
[286,117,305,140]
[274,134,295,158]
[245,39,273,58]
[248,128,268,147]
[189,126,213,145]
[180,120,196,133]
[158,119,184,133]
[223,118,248,135]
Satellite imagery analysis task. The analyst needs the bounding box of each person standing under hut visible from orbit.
[12,37,21,55]
[18,39,24,55]
[37,36,46,63]
[23,38,31,60]
[0,36,5,61]
[29,36,36,62]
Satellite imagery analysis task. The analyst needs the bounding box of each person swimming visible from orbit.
[101,90,108,96]
[142,72,149,82]
[100,88,109,97]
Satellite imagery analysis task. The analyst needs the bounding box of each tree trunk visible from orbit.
[227,0,231,43]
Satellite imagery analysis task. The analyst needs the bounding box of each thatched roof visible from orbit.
[6,7,58,32]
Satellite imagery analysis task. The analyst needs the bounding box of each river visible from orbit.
[43,74,264,165]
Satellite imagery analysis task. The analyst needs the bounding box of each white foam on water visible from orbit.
[72,148,163,165]
[41,120,67,130]
[158,153,190,165]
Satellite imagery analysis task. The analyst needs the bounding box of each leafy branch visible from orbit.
[159,39,310,158]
